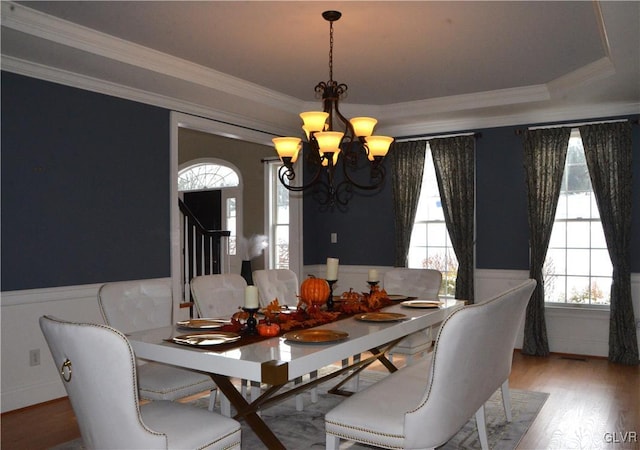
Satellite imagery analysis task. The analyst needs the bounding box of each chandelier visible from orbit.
[272,10,394,208]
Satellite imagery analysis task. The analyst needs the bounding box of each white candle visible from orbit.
[326,257,339,280]
[368,269,379,282]
[244,285,259,309]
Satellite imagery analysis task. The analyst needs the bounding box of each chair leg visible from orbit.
[475,404,489,450]
[220,393,231,417]
[501,379,512,422]
[207,388,216,412]
[326,433,340,450]
[295,376,305,411]
[310,370,318,403]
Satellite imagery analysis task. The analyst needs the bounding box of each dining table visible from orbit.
[127,298,465,449]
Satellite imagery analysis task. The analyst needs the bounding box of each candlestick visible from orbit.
[326,257,339,280]
[326,279,337,311]
[367,280,379,295]
[244,285,259,309]
[368,269,379,282]
[243,307,259,335]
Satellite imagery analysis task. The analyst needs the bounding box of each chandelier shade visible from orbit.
[272,10,394,208]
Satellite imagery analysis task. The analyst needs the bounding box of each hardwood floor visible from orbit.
[1,352,638,449]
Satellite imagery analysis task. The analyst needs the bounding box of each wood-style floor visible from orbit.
[1,352,638,449]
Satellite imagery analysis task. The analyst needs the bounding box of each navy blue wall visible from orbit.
[2,72,638,291]
[302,154,395,266]
[1,72,171,291]
[304,117,640,273]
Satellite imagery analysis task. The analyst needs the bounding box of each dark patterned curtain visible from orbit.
[431,136,475,303]
[522,128,570,356]
[391,141,426,267]
[580,122,638,365]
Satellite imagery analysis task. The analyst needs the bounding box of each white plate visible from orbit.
[172,332,241,346]
[400,300,442,308]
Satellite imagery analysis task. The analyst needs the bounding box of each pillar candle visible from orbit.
[368,269,379,282]
[326,257,339,280]
[244,285,259,309]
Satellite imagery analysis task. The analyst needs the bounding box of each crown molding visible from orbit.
[1,1,303,114]
[547,56,616,94]
[1,55,297,140]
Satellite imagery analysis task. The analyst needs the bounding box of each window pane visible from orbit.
[426,222,447,247]
[566,222,589,248]
[411,223,427,246]
[590,223,607,248]
[591,249,612,276]
[548,222,566,248]
[545,249,566,274]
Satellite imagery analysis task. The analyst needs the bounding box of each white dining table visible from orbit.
[128,299,464,448]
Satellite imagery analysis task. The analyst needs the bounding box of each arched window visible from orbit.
[178,162,239,191]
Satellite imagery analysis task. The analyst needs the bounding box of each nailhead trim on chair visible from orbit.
[325,427,404,450]
[325,421,405,447]
[200,430,241,450]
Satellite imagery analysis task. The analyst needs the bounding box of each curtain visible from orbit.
[580,122,638,365]
[431,136,476,303]
[522,128,570,356]
[391,141,426,267]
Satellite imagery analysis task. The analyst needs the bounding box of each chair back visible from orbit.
[383,268,442,298]
[39,315,167,449]
[253,269,299,306]
[190,273,247,318]
[98,279,172,334]
[403,279,537,448]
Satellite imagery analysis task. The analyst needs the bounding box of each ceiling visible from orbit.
[2,1,639,144]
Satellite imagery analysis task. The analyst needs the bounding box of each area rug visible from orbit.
[51,370,548,450]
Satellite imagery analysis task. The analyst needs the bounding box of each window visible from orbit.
[544,130,612,306]
[178,161,240,256]
[267,161,290,269]
[178,163,239,191]
[408,143,458,297]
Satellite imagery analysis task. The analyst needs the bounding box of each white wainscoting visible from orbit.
[2,270,638,412]
[0,278,171,413]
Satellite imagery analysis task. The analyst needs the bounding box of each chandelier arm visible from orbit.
[340,157,387,191]
[277,163,324,192]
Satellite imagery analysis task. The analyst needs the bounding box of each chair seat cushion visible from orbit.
[390,329,432,355]
[137,362,216,401]
[325,355,433,448]
[141,401,241,449]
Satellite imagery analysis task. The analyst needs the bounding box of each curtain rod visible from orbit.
[395,131,482,143]
[514,118,634,135]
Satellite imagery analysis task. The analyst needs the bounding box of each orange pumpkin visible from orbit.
[300,276,330,306]
[257,322,280,337]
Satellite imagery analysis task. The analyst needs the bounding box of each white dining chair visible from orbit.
[325,279,537,450]
[253,268,320,411]
[190,273,247,318]
[97,279,218,411]
[252,268,300,306]
[40,315,241,449]
[383,268,443,364]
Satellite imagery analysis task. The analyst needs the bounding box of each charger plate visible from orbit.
[172,332,241,346]
[176,318,231,330]
[355,312,407,322]
[284,329,348,344]
[401,300,443,308]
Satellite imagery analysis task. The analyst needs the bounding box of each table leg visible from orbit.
[210,374,286,450]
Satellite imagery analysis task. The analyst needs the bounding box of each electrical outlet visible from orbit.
[29,349,40,366]
[331,232,337,243]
